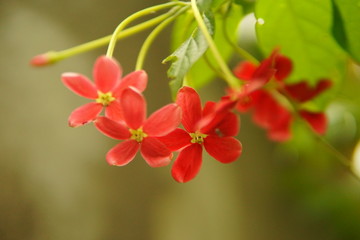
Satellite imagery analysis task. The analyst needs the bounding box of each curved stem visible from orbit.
[106,1,189,57]
[135,6,190,70]
[190,0,240,88]
[222,4,259,64]
[32,13,173,66]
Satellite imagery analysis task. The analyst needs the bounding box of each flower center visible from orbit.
[129,128,148,143]
[96,92,115,106]
[190,131,207,144]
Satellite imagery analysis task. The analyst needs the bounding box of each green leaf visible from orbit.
[332,0,360,63]
[163,13,215,97]
[255,0,346,85]
[187,3,243,89]
[197,0,214,11]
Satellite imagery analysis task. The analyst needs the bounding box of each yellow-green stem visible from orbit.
[135,6,190,70]
[222,4,259,64]
[106,1,189,57]
[190,0,239,88]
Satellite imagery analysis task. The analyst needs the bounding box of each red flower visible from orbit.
[61,56,147,127]
[95,87,181,167]
[159,87,242,183]
[232,49,292,111]
[231,50,330,141]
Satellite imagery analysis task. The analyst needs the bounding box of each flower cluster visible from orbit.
[62,56,242,182]
[226,50,331,141]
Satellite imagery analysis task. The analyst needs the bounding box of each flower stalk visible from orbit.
[190,0,240,88]
[106,1,189,58]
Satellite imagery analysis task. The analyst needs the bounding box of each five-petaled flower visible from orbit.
[158,87,242,183]
[230,50,331,141]
[62,56,147,127]
[95,87,182,167]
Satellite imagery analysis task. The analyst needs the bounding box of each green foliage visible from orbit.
[163,12,215,98]
[165,2,243,95]
[255,0,346,86]
[187,4,243,89]
[332,0,360,63]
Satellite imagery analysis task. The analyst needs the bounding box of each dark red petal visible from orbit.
[176,86,202,132]
[171,144,203,183]
[120,87,146,129]
[95,116,130,140]
[61,73,98,99]
[214,112,240,137]
[68,102,103,127]
[199,99,237,133]
[251,50,278,87]
[267,115,292,142]
[253,91,291,129]
[105,100,124,122]
[285,79,332,103]
[140,137,172,167]
[300,110,327,134]
[274,54,293,81]
[143,104,181,136]
[233,61,257,81]
[93,56,122,93]
[106,140,140,166]
[204,136,242,163]
[112,70,148,97]
[156,128,192,151]
[236,93,255,112]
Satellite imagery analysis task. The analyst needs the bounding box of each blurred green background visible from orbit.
[1,0,360,239]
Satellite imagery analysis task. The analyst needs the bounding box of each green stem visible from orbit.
[202,52,226,79]
[135,6,189,70]
[106,1,189,57]
[37,13,173,64]
[190,0,239,88]
[222,4,259,64]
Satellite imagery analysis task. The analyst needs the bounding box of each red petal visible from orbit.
[156,128,192,151]
[285,79,332,103]
[93,56,122,93]
[61,73,98,99]
[236,94,255,112]
[204,136,242,163]
[113,70,148,97]
[176,87,202,132]
[300,110,327,134]
[140,137,172,167]
[171,144,203,183]
[68,102,103,127]
[143,104,181,136]
[251,50,278,86]
[253,91,291,129]
[199,100,237,134]
[105,100,124,122]
[106,140,140,166]
[120,87,146,129]
[233,61,257,81]
[95,116,130,140]
[274,55,292,81]
[214,112,240,137]
[267,115,292,142]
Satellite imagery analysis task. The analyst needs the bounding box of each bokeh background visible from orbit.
[1,0,360,239]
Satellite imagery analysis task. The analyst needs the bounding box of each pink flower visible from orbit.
[61,56,147,127]
[158,87,242,183]
[95,87,182,167]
